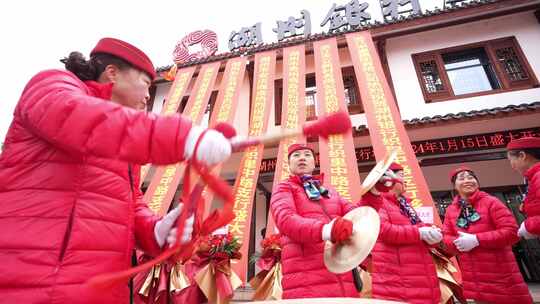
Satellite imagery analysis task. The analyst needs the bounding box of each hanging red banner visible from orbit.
[346,31,438,224]
[144,62,221,215]
[265,45,307,236]
[140,67,197,184]
[313,37,362,203]
[228,51,276,282]
[198,57,248,216]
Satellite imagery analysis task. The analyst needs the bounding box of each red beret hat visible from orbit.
[389,162,403,171]
[91,37,156,79]
[449,166,473,183]
[507,137,540,150]
[287,143,314,159]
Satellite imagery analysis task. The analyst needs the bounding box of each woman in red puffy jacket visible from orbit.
[0,38,231,303]
[442,167,532,304]
[367,162,442,304]
[506,137,540,239]
[270,143,384,299]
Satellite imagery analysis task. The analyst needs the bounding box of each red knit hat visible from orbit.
[91,37,156,79]
[389,162,403,172]
[449,166,474,183]
[507,137,540,150]
[287,143,314,159]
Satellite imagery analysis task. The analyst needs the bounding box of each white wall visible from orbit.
[386,11,540,121]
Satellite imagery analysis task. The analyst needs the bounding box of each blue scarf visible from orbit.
[456,198,480,229]
[397,195,421,225]
[300,175,329,201]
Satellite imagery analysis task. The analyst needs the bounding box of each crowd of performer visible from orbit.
[0,36,539,304]
[270,139,540,304]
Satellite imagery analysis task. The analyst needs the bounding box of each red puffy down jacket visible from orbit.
[442,191,532,304]
[360,193,440,304]
[523,162,540,235]
[0,70,192,303]
[270,174,382,299]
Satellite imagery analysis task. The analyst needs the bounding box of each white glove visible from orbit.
[518,222,537,240]
[154,204,195,247]
[322,218,336,241]
[453,231,479,252]
[165,215,194,246]
[184,126,231,166]
[419,226,443,245]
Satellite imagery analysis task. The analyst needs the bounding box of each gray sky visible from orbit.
[0,0,443,141]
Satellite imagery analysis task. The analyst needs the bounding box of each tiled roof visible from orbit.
[156,0,501,73]
[354,101,540,134]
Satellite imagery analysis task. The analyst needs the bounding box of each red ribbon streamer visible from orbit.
[87,131,235,291]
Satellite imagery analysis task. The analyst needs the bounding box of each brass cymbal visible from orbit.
[358,149,398,197]
[324,206,380,274]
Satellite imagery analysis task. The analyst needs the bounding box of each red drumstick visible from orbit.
[231,111,352,151]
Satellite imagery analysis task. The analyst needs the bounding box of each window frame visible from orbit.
[412,36,538,103]
[274,68,364,126]
[304,74,318,121]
